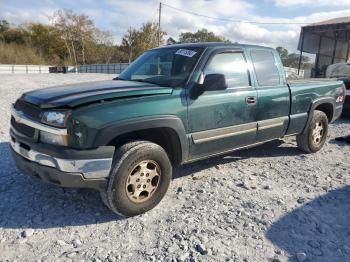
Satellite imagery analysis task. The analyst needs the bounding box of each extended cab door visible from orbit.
[248,48,290,142]
[187,48,258,160]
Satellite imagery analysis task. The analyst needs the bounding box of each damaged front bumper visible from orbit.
[10,131,114,190]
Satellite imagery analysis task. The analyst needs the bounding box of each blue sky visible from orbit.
[1,0,350,51]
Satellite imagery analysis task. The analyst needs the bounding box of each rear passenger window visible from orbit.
[204,52,250,88]
[251,49,280,86]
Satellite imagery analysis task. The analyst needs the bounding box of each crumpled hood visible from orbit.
[21,80,173,108]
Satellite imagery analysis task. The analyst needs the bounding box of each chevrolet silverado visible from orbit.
[10,43,346,217]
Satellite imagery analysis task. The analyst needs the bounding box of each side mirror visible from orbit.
[202,74,228,91]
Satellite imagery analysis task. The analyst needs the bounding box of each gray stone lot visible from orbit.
[0,74,349,262]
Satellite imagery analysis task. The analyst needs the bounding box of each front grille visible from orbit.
[11,116,36,138]
[14,100,41,121]
[12,100,41,138]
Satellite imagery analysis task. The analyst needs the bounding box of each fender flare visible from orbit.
[93,115,189,163]
[302,97,336,134]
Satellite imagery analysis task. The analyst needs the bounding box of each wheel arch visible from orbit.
[302,97,336,134]
[314,102,334,123]
[93,115,189,165]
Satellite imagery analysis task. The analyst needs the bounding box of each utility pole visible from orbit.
[158,2,162,46]
[297,30,305,76]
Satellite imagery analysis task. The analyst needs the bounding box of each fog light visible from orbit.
[40,131,68,146]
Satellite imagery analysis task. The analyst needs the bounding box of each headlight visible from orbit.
[41,110,71,127]
[40,131,68,146]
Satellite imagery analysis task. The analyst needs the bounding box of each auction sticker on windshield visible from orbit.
[175,49,197,57]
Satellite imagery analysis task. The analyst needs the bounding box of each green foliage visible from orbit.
[276,46,288,61]
[28,23,67,64]
[179,29,228,43]
[0,42,46,64]
[0,19,9,41]
[53,9,98,66]
[166,37,177,45]
[0,14,313,70]
[0,11,120,65]
[0,13,232,66]
[120,22,166,62]
[0,20,9,33]
[2,27,29,44]
[0,10,165,65]
[276,46,312,69]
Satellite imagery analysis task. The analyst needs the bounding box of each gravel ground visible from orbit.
[0,74,349,262]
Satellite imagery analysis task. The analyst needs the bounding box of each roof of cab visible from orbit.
[153,42,274,51]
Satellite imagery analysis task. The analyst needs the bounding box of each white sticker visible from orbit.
[175,49,197,57]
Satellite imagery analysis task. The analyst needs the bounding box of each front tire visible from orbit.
[101,141,172,217]
[297,110,328,153]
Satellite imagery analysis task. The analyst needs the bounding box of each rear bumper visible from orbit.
[10,130,114,190]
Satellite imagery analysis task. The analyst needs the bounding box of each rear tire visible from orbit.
[296,110,328,153]
[101,141,172,217]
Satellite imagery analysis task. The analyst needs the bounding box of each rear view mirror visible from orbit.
[202,74,228,91]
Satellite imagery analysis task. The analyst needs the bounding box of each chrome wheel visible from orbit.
[312,121,325,145]
[125,160,161,203]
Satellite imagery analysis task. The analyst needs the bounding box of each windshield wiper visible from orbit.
[114,77,160,86]
[113,76,125,80]
[131,79,159,85]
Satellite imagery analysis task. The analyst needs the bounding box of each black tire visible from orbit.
[296,110,329,153]
[101,141,172,217]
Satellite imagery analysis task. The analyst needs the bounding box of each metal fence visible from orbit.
[0,64,311,79]
[284,67,311,79]
[72,63,130,74]
[0,63,130,74]
[0,64,52,74]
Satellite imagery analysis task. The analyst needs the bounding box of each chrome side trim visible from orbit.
[284,133,299,137]
[258,122,284,130]
[290,112,308,118]
[10,140,112,179]
[191,116,288,144]
[11,106,67,135]
[185,138,277,164]
[258,116,288,131]
[191,122,257,144]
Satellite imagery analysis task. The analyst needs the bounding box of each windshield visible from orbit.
[117,47,204,87]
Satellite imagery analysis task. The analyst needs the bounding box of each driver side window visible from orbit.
[204,52,250,88]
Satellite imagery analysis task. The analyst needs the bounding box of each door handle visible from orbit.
[246,96,257,105]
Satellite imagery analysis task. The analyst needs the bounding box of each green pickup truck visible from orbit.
[10,43,345,217]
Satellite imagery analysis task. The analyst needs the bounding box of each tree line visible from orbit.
[0,9,166,66]
[276,46,312,69]
[0,9,311,69]
[0,9,226,66]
